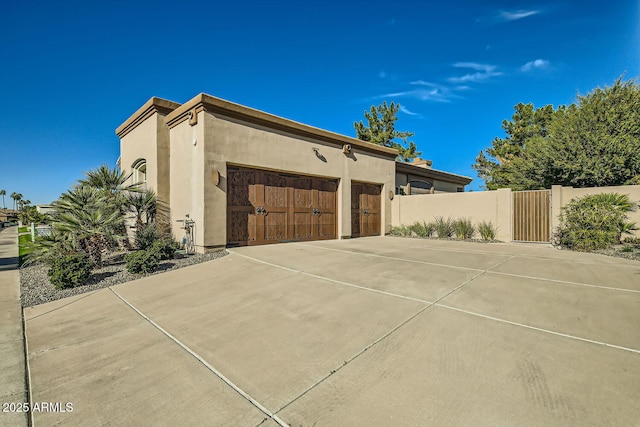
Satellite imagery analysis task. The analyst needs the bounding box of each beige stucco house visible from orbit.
[117,94,471,252]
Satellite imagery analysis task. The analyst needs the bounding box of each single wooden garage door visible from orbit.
[227,167,337,246]
[351,183,381,238]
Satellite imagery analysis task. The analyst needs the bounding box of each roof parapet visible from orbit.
[116,97,182,138]
[165,93,399,158]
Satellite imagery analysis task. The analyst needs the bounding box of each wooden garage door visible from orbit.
[227,167,337,246]
[351,183,381,238]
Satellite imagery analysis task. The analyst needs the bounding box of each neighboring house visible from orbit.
[396,159,472,195]
[116,94,471,251]
[36,204,56,215]
[0,209,18,223]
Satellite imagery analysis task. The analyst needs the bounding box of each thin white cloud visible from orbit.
[520,59,550,72]
[499,9,540,21]
[448,62,502,83]
[399,105,420,116]
[378,86,455,103]
[373,63,503,104]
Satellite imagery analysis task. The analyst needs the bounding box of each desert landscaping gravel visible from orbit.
[20,250,228,307]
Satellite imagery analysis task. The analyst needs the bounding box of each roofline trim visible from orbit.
[396,161,473,185]
[165,93,399,158]
[116,97,182,138]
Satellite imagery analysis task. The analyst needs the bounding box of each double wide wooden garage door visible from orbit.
[227,167,337,246]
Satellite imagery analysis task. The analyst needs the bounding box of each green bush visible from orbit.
[135,222,161,250]
[453,218,475,239]
[478,221,497,241]
[554,193,638,252]
[390,225,410,237]
[434,216,454,238]
[151,238,180,260]
[47,252,94,289]
[622,236,640,248]
[125,250,160,274]
[408,221,435,237]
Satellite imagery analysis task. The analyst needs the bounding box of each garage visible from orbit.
[227,166,337,246]
[351,183,381,238]
[118,94,397,252]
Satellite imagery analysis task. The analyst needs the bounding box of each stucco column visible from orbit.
[340,177,352,238]
[391,197,400,227]
[495,188,512,242]
[550,185,564,234]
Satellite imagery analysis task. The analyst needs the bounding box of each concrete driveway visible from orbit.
[21,237,640,426]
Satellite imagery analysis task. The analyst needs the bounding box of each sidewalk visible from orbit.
[0,227,28,427]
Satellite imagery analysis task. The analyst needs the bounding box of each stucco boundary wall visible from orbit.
[391,189,512,241]
[391,185,640,242]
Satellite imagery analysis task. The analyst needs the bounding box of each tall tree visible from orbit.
[473,103,558,190]
[10,192,22,211]
[0,190,5,209]
[354,102,421,161]
[473,77,640,190]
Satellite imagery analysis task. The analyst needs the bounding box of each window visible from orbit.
[457,186,464,192]
[132,159,147,190]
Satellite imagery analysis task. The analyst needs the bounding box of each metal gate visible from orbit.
[512,190,551,242]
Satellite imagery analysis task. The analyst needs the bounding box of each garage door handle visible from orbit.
[313,208,320,215]
[363,209,369,215]
[256,206,266,215]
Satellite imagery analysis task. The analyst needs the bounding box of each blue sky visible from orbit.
[1,1,638,204]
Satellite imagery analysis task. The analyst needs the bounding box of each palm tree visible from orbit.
[52,185,124,265]
[127,190,157,232]
[0,189,5,209]
[10,191,22,211]
[80,164,140,198]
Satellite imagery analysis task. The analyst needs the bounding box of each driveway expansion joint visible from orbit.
[108,287,290,427]
[299,243,640,293]
[232,249,640,356]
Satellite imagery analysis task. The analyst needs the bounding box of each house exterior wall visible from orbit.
[433,179,461,193]
[168,111,206,248]
[166,109,395,251]
[117,100,177,214]
[119,115,159,191]
[396,170,469,195]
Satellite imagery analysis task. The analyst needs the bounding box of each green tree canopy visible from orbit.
[473,77,640,190]
[354,101,421,161]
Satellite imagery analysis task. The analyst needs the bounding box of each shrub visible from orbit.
[453,218,475,239]
[135,222,161,250]
[408,221,435,238]
[554,193,638,252]
[125,250,160,274]
[390,225,410,237]
[151,238,180,260]
[622,236,640,247]
[47,252,94,289]
[434,216,454,238]
[478,221,497,241]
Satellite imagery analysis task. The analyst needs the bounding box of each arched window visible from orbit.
[132,159,147,190]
